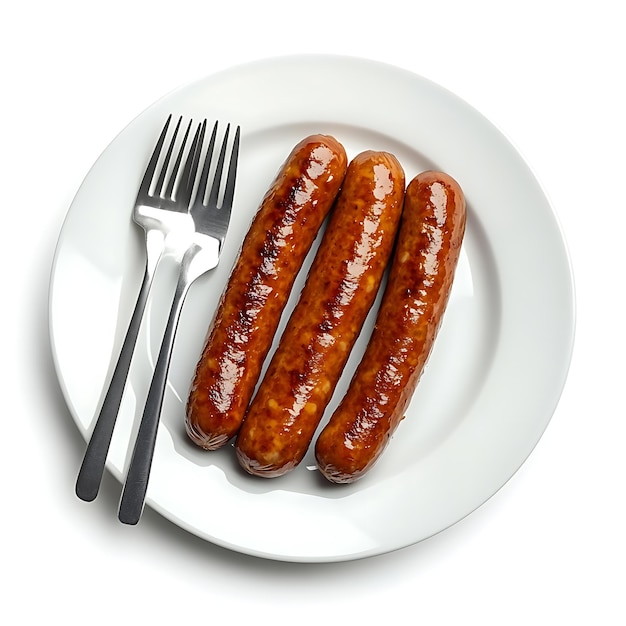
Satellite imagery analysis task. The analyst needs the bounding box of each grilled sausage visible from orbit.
[235,151,405,477]
[315,170,466,483]
[185,135,348,450]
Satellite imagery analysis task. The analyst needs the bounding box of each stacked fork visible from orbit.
[75,115,240,524]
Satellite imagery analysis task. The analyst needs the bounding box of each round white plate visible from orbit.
[49,55,575,562]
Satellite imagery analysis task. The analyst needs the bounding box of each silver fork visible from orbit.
[75,116,200,502]
[118,120,240,525]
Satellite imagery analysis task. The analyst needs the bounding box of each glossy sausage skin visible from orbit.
[315,171,466,483]
[235,151,405,477]
[185,135,348,450]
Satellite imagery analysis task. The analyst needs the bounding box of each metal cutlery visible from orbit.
[75,115,200,502]
[118,120,240,525]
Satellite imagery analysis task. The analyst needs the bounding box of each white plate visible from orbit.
[49,55,575,562]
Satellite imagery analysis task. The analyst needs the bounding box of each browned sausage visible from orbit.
[315,170,466,483]
[185,135,348,450]
[235,151,405,477]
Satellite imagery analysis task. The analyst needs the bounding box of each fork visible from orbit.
[118,120,240,525]
[75,115,200,502]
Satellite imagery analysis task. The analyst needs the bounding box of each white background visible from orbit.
[3,1,624,623]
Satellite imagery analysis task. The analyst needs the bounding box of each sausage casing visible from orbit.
[185,135,348,450]
[235,151,405,477]
[315,170,466,483]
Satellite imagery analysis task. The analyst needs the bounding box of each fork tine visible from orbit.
[176,119,205,206]
[163,118,193,200]
[206,123,230,209]
[153,116,183,198]
[188,122,240,245]
[137,114,172,198]
[196,121,219,206]
[221,125,240,212]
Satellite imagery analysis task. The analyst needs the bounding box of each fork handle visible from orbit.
[75,240,163,502]
[117,256,193,524]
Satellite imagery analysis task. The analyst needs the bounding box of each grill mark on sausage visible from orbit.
[235,151,405,477]
[315,171,466,483]
[185,135,348,450]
